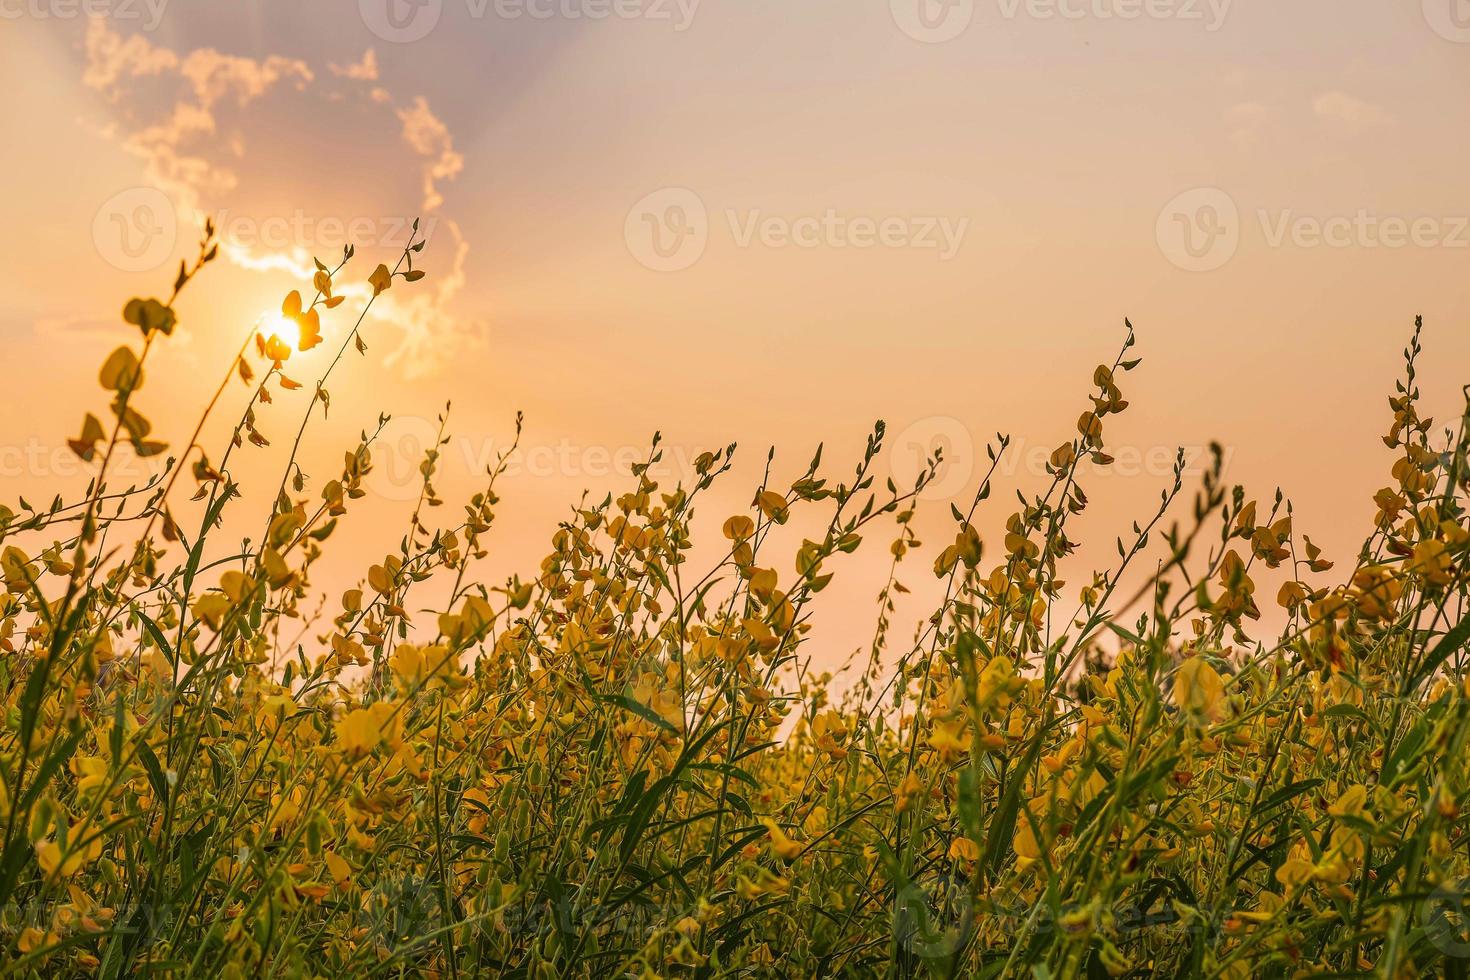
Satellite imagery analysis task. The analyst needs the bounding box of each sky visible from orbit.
[2,1,1469,669]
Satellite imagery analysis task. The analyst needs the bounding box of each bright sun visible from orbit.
[261,312,301,351]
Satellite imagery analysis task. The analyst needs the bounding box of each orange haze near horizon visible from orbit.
[3,4,1469,675]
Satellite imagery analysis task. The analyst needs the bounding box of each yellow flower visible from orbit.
[895,771,926,813]
[736,868,790,899]
[335,702,398,757]
[1173,656,1225,720]
[977,656,1024,710]
[927,718,968,761]
[72,756,110,797]
[35,820,103,879]
[760,818,803,861]
[948,836,981,862]
[1014,822,1042,864]
[1327,784,1368,821]
[323,850,352,885]
[1274,858,1313,888]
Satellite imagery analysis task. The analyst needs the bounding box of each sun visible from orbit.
[260,312,302,352]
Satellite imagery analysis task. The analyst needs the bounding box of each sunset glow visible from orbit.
[259,312,302,354]
[2,5,1469,977]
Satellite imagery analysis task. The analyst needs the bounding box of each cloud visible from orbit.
[329,50,379,82]
[1225,101,1276,149]
[34,315,136,341]
[81,19,484,380]
[1312,91,1394,129]
[396,97,465,213]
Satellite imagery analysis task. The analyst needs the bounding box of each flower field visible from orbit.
[2,224,1468,978]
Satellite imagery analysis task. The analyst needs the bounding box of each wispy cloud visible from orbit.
[396,96,465,213]
[1225,101,1276,149]
[1312,91,1394,130]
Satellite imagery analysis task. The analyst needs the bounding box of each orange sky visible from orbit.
[3,4,1469,669]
